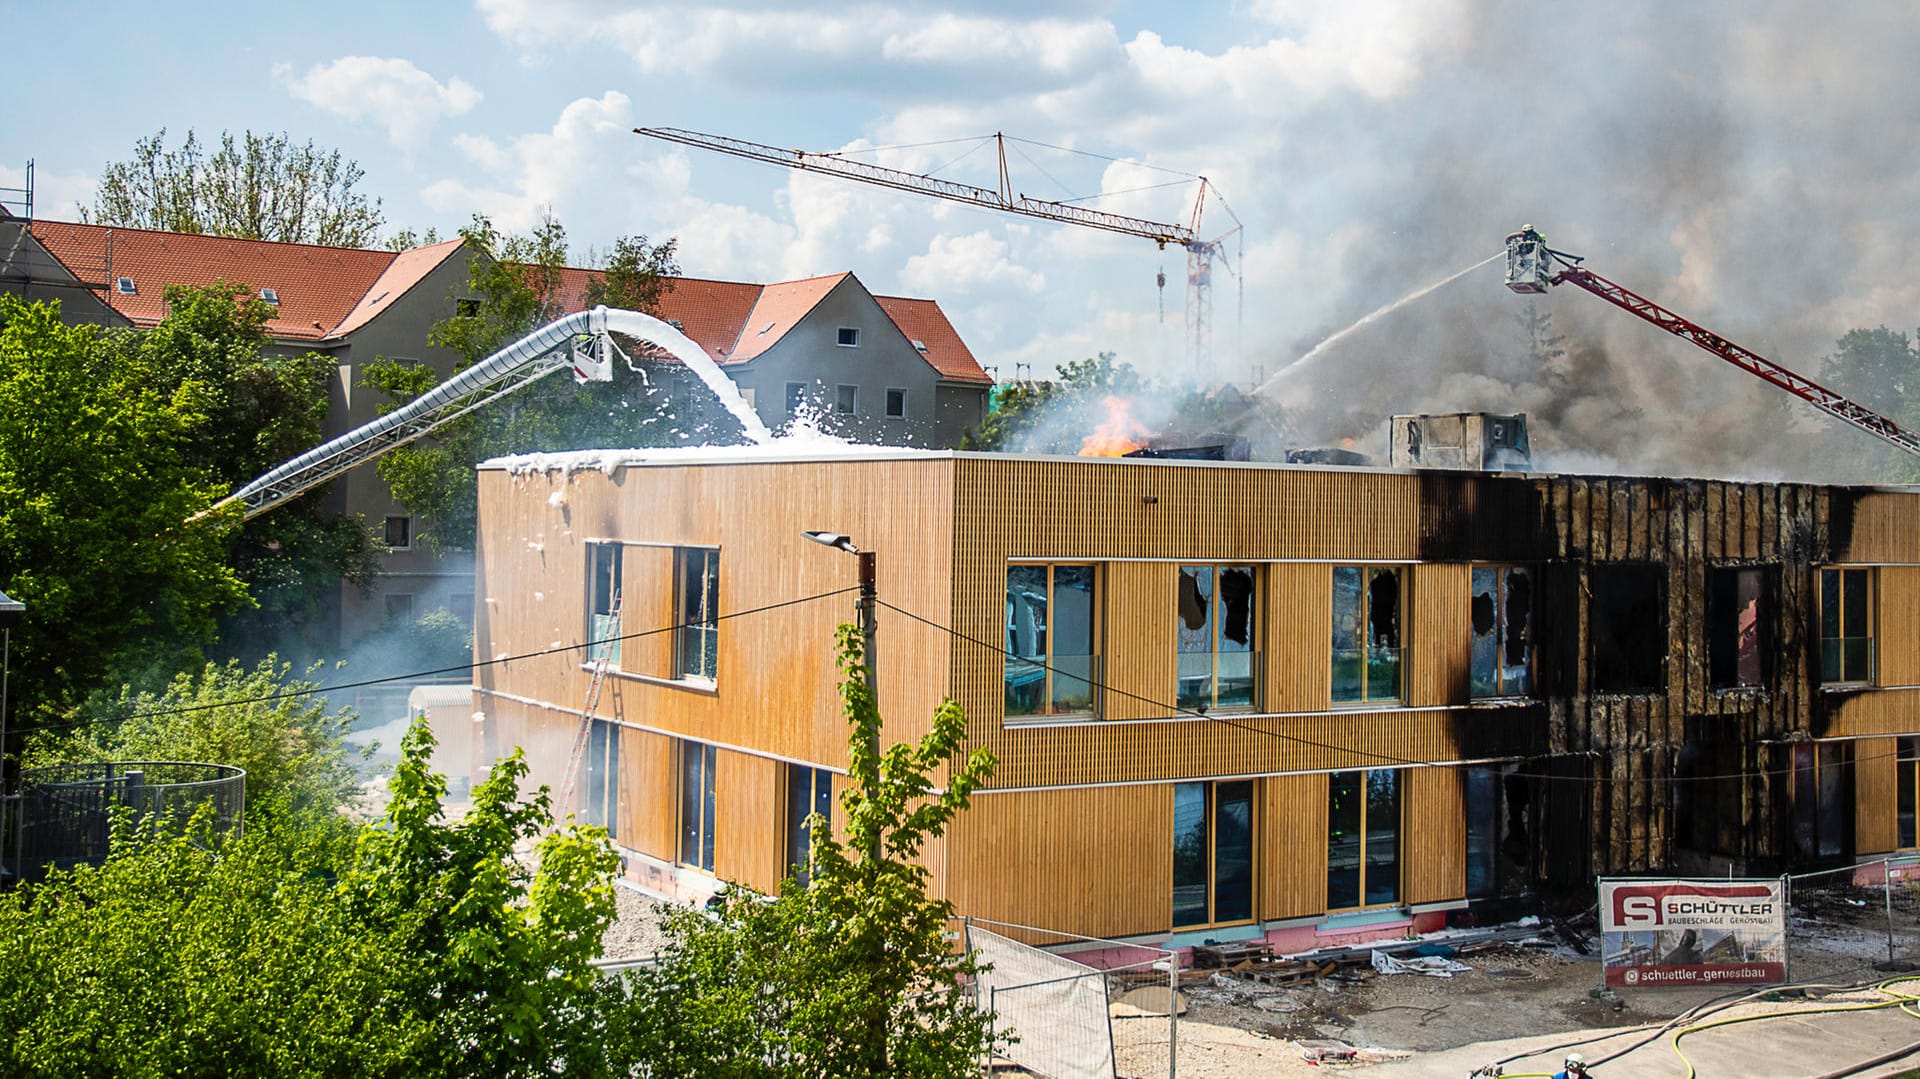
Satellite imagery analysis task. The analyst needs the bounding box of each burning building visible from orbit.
[471,445,1920,953]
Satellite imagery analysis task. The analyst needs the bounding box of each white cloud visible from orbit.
[0,164,94,221]
[901,231,1046,295]
[278,56,482,148]
[422,92,634,231]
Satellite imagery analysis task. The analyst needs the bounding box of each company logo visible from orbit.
[1608,883,1776,929]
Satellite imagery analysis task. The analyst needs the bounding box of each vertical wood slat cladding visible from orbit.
[714,749,783,893]
[1821,689,1920,738]
[1260,772,1328,919]
[1855,737,1898,855]
[1410,564,1468,707]
[1265,563,1332,714]
[1844,493,1920,563]
[1404,767,1466,905]
[620,545,675,679]
[474,458,955,775]
[617,727,678,863]
[1104,561,1174,721]
[1877,567,1920,686]
[943,786,1174,940]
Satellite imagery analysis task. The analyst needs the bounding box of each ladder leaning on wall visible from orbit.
[558,590,620,812]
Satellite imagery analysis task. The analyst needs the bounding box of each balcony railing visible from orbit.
[2,761,246,884]
[1177,650,1259,711]
[1005,653,1098,718]
[1332,646,1402,703]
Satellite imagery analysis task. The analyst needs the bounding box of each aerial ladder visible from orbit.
[635,126,1242,376]
[199,306,771,522]
[1504,228,1920,459]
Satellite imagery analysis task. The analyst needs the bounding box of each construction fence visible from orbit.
[964,916,1179,1079]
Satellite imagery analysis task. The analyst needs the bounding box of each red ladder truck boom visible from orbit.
[1503,227,1920,459]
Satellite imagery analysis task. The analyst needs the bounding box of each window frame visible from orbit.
[1819,566,1875,685]
[1331,565,1404,706]
[1171,779,1257,929]
[785,381,807,415]
[1900,737,1919,851]
[384,592,414,623]
[785,764,834,884]
[587,541,624,669]
[835,384,857,415]
[1708,564,1773,690]
[1469,564,1534,699]
[679,740,718,872]
[383,514,413,551]
[1003,563,1101,720]
[1327,768,1403,911]
[885,387,907,419]
[583,719,620,839]
[1790,741,1852,861]
[1176,564,1259,713]
[836,326,860,347]
[1589,563,1669,694]
[674,546,720,683]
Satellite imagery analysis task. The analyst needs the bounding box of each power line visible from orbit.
[873,597,1913,788]
[27,586,861,738]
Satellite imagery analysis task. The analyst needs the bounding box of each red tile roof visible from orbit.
[875,295,990,384]
[28,220,415,340]
[331,237,466,338]
[553,266,990,382]
[727,273,849,363]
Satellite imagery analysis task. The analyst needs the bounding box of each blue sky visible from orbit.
[7,0,1920,472]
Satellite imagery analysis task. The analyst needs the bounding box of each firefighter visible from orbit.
[1553,1050,1592,1078]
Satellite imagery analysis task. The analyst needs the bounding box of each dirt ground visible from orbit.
[1108,883,1920,1079]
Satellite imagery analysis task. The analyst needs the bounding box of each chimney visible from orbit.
[1390,412,1531,472]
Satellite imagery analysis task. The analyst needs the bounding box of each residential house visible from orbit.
[1,217,992,662]
[469,447,1920,956]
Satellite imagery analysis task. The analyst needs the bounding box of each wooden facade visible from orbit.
[471,451,1920,944]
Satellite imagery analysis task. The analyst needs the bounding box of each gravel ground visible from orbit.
[601,881,675,962]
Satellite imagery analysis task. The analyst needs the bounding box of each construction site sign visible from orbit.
[1598,878,1787,988]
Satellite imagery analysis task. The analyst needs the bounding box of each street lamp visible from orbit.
[801,530,877,701]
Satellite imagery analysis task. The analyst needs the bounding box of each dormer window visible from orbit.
[116,277,136,296]
[911,338,928,353]
[757,321,776,336]
[668,318,685,331]
[836,327,859,347]
[260,288,280,306]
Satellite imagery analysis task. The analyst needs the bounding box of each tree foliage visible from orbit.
[0,296,247,720]
[616,625,1000,1078]
[1817,326,1920,481]
[26,656,364,817]
[83,128,385,247]
[0,723,619,1079]
[367,213,690,553]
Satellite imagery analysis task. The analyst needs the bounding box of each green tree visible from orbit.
[0,724,620,1078]
[385,225,444,252]
[0,296,247,722]
[83,128,385,247]
[119,282,378,668]
[961,352,1143,452]
[615,624,999,1078]
[366,213,691,553]
[26,656,364,817]
[1818,326,1920,481]
[0,812,427,1079]
[346,722,621,1078]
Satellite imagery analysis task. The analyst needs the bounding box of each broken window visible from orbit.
[786,764,833,884]
[1708,566,1771,689]
[1004,564,1098,718]
[679,740,717,872]
[1589,564,1666,693]
[583,719,620,839]
[1465,764,1528,898]
[588,542,623,668]
[1177,564,1257,712]
[675,547,720,681]
[1900,738,1920,850]
[1470,565,1533,698]
[1172,780,1254,927]
[1819,567,1874,684]
[1332,566,1401,704]
[1791,741,1850,861]
[1328,769,1400,909]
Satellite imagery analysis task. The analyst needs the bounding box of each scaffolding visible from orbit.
[0,159,113,303]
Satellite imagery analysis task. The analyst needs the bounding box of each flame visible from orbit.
[1079,396,1151,457]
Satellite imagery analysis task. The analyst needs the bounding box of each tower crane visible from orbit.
[635,126,1242,377]
[1505,227,1920,459]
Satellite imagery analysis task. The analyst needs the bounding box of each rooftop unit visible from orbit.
[1390,412,1531,472]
